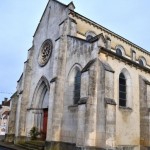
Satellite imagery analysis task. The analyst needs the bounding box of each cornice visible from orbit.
[17,73,23,82]
[69,10,150,56]
[100,47,150,73]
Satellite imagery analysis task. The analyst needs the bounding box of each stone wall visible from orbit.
[5,92,18,142]
[139,76,150,149]
[7,0,150,150]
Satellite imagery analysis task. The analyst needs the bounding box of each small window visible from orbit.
[139,59,144,66]
[85,31,96,41]
[131,49,136,61]
[74,70,81,104]
[115,45,125,56]
[86,35,93,41]
[116,48,122,56]
[119,73,126,107]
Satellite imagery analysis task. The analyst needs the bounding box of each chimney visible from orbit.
[4,98,8,102]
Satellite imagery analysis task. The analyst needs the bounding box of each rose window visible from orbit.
[38,39,53,67]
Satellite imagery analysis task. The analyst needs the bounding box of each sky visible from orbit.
[0,0,150,102]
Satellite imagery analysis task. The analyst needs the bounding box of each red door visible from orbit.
[43,108,48,140]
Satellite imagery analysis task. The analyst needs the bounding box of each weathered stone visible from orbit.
[6,0,150,150]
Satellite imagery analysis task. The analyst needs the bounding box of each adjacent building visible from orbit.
[0,98,10,136]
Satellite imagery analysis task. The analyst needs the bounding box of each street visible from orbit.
[0,146,12,150]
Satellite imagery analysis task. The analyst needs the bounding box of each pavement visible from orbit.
[0,141,25,150]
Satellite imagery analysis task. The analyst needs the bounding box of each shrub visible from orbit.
[29,126,40,140]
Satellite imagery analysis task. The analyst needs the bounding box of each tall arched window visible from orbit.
[74,70,81,104]
[119,73,126,107]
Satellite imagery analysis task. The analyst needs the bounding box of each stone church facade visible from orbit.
[5,0,150,150]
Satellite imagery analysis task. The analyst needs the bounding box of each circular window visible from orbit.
[38,39,53,67]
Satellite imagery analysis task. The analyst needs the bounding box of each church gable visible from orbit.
[33,0,69,41]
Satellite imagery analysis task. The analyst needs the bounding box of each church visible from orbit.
[5,0,150,150]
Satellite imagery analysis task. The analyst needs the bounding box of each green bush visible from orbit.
[29,126,40,140]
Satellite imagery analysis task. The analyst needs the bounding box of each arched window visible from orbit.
[116,48,122,56]
[74,70,81,104]
[86,35,93,41]
[138,57,146,67]
[119,73,126,107]
[139,59,144,66]
[115,45,125,56]
[85,31,96,41]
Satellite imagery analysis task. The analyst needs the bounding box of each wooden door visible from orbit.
[43,108,48,140]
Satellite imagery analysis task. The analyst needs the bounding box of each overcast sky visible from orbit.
[0,0,150,102]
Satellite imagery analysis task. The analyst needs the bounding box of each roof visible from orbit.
[17,73,23,83]
[2,100,10,106]
[69,9,150,56]
[33,0,68,37]
[33,0,149,56]
[2,111,10,116]
[10,91,17,99]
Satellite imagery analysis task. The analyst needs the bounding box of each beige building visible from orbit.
[5,0,150,150]
[0,98,10,136]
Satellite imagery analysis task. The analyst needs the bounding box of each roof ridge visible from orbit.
[33,0,67,37]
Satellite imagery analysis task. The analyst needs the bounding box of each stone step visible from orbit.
[22,144,43,150]
[16,144,36,150]
[26,140,45,146]
[16,141,45,150]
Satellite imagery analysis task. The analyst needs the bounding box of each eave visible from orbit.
[69,10,150,56]
[100,47,150,73]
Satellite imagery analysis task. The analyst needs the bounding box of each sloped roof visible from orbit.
[69,9,150,56]
[33,0,69,37]
[2,110,10,115]
[2,100,10,106]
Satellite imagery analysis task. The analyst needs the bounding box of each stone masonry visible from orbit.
[6,0,150,150]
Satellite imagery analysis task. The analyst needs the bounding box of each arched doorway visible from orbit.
[43,108,48,139]
[31,76,50,140]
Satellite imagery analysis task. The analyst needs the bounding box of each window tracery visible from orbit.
[38,39,53,67]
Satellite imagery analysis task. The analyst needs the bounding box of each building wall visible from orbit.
[70,13,150,67]
[0,105,10,135]
[28,0,68,109]
[7,93,18,135]
[14,0,70,139]
[4,93,18,142]
[101,54,140,146]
